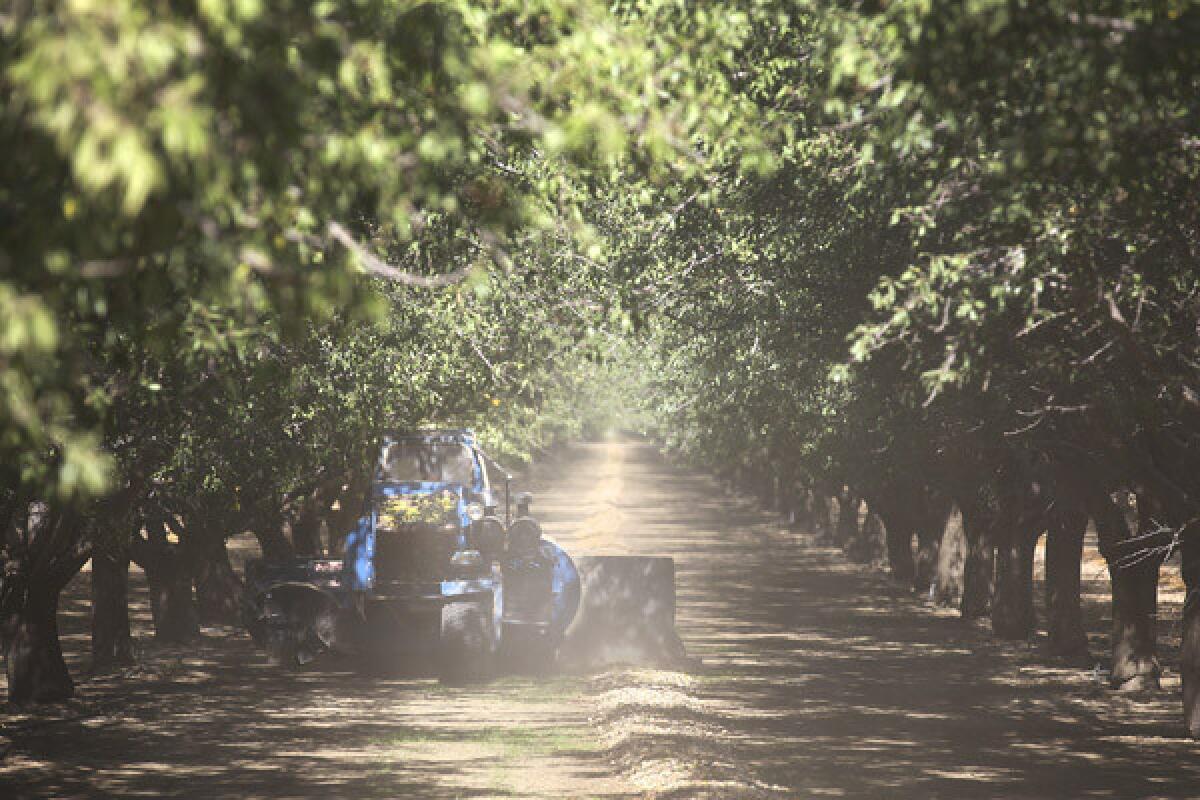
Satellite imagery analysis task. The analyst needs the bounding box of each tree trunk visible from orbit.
[991,532,1036,640]
[1108,557,1161,690]
[835,488,861,547]
[867,511,887,560]
[778,479,799,527]
[731,464,746,493]
[914,526,941,595]
[959,501,995,620]
[812,494,835,542]
[1181,533,1200,738]
[1092,493,1162,690]
[288,496,325,557]
[3,574,74,704]
[846,509,884,564]
[790,488,813,531]
[134,538,200,643]
[191,536,242,626]
[325,474,370,553]
[1044,509,1089,663]
[878,507,915,587]
[757,468,777,510]
[1,502,89,704]
[934,506,965,606]
[91,544,135,671]
[254,522,295,563]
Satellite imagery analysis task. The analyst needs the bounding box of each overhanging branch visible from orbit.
[327,222,474,288]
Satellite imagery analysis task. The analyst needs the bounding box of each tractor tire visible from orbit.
[437,601,494,685]
[500,625,557,676]
[266,627,302,670]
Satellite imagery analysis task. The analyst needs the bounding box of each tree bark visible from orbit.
[253,518,295,563]
[91,543,135,671]
[191,535,242,626]
[991,532,1036,640]
[1109,557,1161,690]
[133,537,200,643]
[324,474,370,553]
[959,500,995,620]
[933,506,965,606]
[287,493,326,557]
[834,487,862,547]
[777,478,799,527]
[756,467,777,510]
[812,493,835,542]
[1092,492,1162,690]
[1044,509,1089,663]
[797,488,814,530]
[846,508,884,564]
[875,501,915,587]
[1,503,88,704]
[914,527,941,595]
[2,572,75,704]
[1181,533,1200,737]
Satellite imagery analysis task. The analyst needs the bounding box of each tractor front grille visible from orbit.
[375,523,457,582]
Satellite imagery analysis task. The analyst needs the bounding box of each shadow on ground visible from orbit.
[1,625,629,798]
[534,441,1200,799]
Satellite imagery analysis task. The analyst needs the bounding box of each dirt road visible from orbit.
[4,440,1200,798]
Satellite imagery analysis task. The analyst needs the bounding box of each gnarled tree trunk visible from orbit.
[872,493,916,588]
[912,490,949,595]
[252,510,295,563]
[1,503,87,704]
[933,505,965,606]
[1093,491,1163,691]
[1181,533,1200,737]
[834,486,862,548]
[959,498,995,620]
[190,534,242,626]
[991,531,1037,640]
[1109,557,1162,690]
[3,569,75,704]
[812,492,835,543]
[847,508,885,564]
[914,527,941,596]
[285,492,326,558]
[324,474,370,554]
[777,477,799,528]
[1044,507,1089,663]
[91,539,135,671]
[133,533,200,643]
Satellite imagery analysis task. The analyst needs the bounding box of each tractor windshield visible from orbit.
[382,441,476,485]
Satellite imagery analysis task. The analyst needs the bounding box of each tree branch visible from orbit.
[327,222,474,288]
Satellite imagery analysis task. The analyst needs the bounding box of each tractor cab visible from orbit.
[343,430,512,590]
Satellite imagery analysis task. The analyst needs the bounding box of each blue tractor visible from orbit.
[244,429,582,683]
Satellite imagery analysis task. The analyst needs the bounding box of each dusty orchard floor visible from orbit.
[2,439,1199,798]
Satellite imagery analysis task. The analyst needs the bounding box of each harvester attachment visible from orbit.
[558,556,686,670]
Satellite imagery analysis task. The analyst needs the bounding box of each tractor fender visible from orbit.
[257,580,343,604]
[542,537,582,639]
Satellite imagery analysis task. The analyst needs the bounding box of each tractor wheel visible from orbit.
[500,624,558,675]
[266,627,302,670]
[437,601,494,685]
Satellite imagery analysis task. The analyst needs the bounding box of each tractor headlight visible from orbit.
[465,502,485,522]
